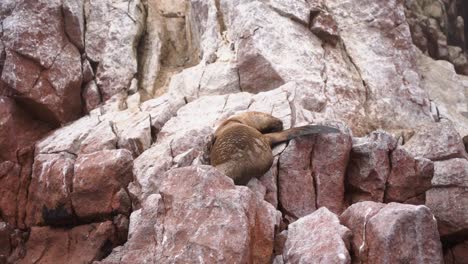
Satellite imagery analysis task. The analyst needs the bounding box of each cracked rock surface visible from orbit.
[1,0,468,263]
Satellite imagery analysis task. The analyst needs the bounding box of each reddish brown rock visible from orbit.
[100,166,280,264]
[0,161,21,227]
[0,95,50,163]
[1,1,83,124]
[278,137,316,223]
[312,124,352,214]
[445,240,468,264]
[18,221,119,264]
[278,124,351,222]
[426,158,468,239]
[71,150,133,221]
[0,222,11,261]
[310,10,340,46]
[283,207,351,264]
[83,81,102,114]
[340,202,444,264]
[25,153,76,227]
[385,147,434,204]
[346,131,397,203]
[403,121,466,161]
[63,0,85,51]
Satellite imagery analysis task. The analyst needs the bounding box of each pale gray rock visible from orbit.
[85,0,145,101]
[283,207,351,264]
[417,51,468,136]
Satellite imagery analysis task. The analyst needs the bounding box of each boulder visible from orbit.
[340,202,444,263]
[283,207,351,264]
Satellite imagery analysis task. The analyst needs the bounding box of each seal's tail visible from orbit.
[265,125,340,146]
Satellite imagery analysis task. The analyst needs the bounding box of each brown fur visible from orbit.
[210,112,339,185]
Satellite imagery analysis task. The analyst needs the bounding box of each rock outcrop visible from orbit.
[1,0,467,263]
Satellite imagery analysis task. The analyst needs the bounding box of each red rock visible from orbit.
[99,166,279,263]
[0,161,21,227]
[310,10,340,46]
[25,153,76,227]
[385,147,434,204]
[403,121,466,161]
[83,81,102,114]
[63,0,85,51]
[283,207,351,264]
[0,97,50,162]
[278,137,316,223]
[2,0,82,125]
[340,202,444,264]
[71,150,133,221]
[312,125,352,214]
[18,222,118,264]
[0,222,11,261]
[444,240,468,264]
[426,158,468,239]
[346,131,397,203]
[237,39,285,93]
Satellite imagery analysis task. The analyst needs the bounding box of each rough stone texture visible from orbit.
[18,222,120,264]
[405,0,468,75]
[25,153,76,227]
[445,240,468,264]
[385,147,434,204]
[403,120,467,161]
[71,150,133,221]
[85,0,145,101]
[327,0,433,130]
[417,51,468,136]
[0,222,11,261]
[340,202,444,264]
[426,158,468,239]
[346,131,397,203]
[282,207,351,264]
[99,166,280,264]
[2,0,468,262]
[278,123,352,223]
[2,1,83,124]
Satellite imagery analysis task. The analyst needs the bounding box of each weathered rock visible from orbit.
[83,81,102,114]
[445,240,468,264]
[310,9,340,46]
[100,166,280,263]
[25,153,76,227]
[71,150,133,221]
[0,222,11,261]
[385,147,434,204]
[426,158,468,239]
[63,0,85,51]
[346,131,397,203]
[283,207,351,264]
[327,0,433,130]
[85,0,145,101]
[340,202,444,264]
[405,0,468,75]
[278,122,351,222]
[0,97,50,163]
[18,222,119,264]
[403,120,466,161]
[0,161,21,227]
[2,1,83,124]
[417,50,468,135]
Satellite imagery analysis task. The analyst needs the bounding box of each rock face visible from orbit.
[1,0,468,263]
[340,202,444,264]
[282,207,351,264]
[99,166,280,264]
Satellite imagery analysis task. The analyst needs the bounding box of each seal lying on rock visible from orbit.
[210,112,339,185]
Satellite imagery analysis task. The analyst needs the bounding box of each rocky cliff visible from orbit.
[1,0,468,263]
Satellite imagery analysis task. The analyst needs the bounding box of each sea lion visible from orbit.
[210,112,340,185]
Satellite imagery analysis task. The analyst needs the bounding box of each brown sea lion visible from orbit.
[210,112,340,185]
